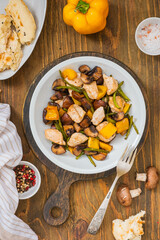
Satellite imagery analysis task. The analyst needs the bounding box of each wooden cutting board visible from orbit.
[22,52,149,226]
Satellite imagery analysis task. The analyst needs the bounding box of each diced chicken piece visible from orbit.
[98,133,116,143]
[96,121,116,143]
[67,104,86,123]
[83,81,98,100]
[91,107,105,126]
[96,121,108,132]
[45,129,66,145]
[66,73,83,87]
[109,96,125,113]
[103,74,118,95]
[67,133,88,147]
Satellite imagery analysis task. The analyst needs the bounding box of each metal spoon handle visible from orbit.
[87,176,119,235]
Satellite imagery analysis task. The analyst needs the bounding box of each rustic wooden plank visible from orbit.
[0,0,160,239]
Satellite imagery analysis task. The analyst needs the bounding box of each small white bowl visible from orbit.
[15,161,41,200]
[135,17,160,56]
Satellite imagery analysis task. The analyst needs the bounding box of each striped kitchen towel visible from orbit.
[0,104,38,240]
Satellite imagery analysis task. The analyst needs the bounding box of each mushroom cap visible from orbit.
[79,115,91,128]
[92,153,107,161]
[116,184,132,207]
[78,65,91,74]
[145,166,159,189]
[51,144,66,155]
[84,125,98,137]
[113,112,125,121]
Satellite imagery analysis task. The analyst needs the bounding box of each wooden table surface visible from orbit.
[0,0,160,239]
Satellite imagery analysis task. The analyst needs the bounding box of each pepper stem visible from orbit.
[75,0,90,14]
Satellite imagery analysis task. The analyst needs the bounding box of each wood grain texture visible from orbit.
[0,0,160,239]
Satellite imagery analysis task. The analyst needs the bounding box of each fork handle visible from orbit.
[87,176,119,235]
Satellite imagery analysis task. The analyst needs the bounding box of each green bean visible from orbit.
[106,95,109,102]
[54,121,61,132]
[128,115,139,135]
[133,122,139,134]
[125,116,133,140]
[55,120,67,144]
[117,81,130,102]
[63,108,68,112]
[125,104,132,115]
[59,118,67,139]
[118,88,130,102]
[76,152,84,160]
[106,112,116,116]
[118,81,124,89]
[87,156,96,167]
[106,116,116,124]
[56,85,82,93]
[106,105,110,114]
[84,148,109,154]
[113,91,120,109]
[59,70,64,79]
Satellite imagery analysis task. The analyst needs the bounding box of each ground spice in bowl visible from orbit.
[14,165,36,193]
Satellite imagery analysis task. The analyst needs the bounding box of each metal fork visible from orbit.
[87,146,137,235]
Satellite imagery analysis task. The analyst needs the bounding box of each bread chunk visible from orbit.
[0,31,22,71]
[5,0,36,45]
[0,14,11,54]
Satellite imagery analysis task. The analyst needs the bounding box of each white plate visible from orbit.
[0,0,47,80]
[17,161,41,200]
[29,56,146,174]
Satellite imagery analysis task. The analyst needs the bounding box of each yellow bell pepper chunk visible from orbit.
[123,103,130,114]
[45,106,59,120]
[99,142,113,152]
[97,85,107,100]
[99,123,117,139]
[62,69,77,80]
[72,97,81,106]
[86,110,93,119]
[68,146,74,154]
[88,137,99,149]
[116,118,129,134]
[59,108,66,117]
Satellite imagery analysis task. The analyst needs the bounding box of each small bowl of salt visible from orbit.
[135,17,160,56]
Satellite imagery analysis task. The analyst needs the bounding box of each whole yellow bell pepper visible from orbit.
[63,0,109,34]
